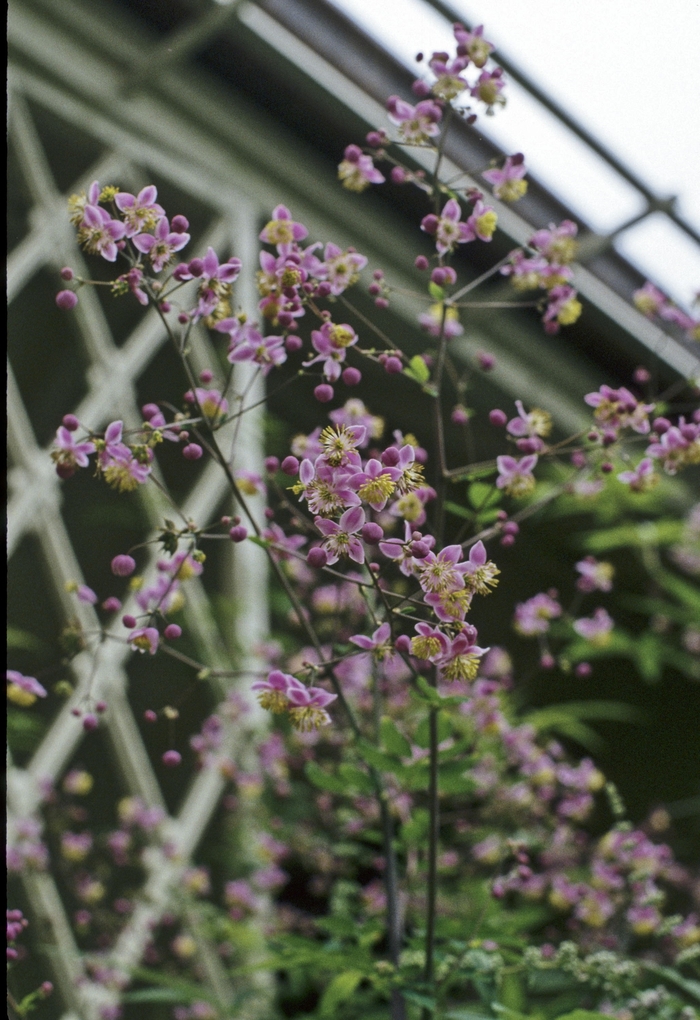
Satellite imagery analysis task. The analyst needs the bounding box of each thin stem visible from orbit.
[449,253,512,303]
[422,693,440,1019]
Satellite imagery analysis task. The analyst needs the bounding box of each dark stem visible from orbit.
[422,697,440,1019]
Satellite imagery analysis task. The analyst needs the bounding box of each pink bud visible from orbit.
[285,335,303,352]
[162,750,181,767]
[316,281,332,297]
[381,446,400,466]
[314,383,334,403]
[144,709,158,723]
[366,131,385,148]
[489,409,507,426]
[385,356,402,374]
[517,437,540,454]
[368,282,381,296]
[56,290,78,310]
[477,350,495,371]
[374,297,389,309]
[122,614,137,629]
[652,417,670,434]
[264,507,275,520]
[451,406,469,425]
[395,634,411,653]
[539,654,555,670]
[60,267,74,281]
[570,450,587,468]
[411,78,431,97]
[265,456,280,473]
[502,521,519,535]
[421,214,439,235]
[307,547,327,568]
[171,215,189,231]
[62,413,80,431]
[82,714,99,732]
[601,461,613,474]
[229,525,248,542]
[40,982,54,997]
[159,301,171,313]
[199,369,214,383]
[342,366,361,386]
[390,166,407,184]
[575,662,592,677]
[361,522,384,543]
[177,312,189,324]
[343,144,362,163]
[102,597,121,613]
[71,707,82,717]
[142,403,159,420]
[188,257,204,277]
[411,540,430,558]
[500,534,515,548]
[414,255,429,271]
[633,366,651,385]
[431,266,456,287]
[372,270,384,280]
[281,455,300,475]
[164,624,182,640]
[182,443,203,460]
[111,554,136,577]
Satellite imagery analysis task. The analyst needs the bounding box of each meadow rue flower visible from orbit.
[543,284,583,333]
[285,680,337,731]
[573,608,614,646]
[259,204,308,250]
[464,199,498,242]
[127,626,160,655]
[496,454,538,497]
[192,387,228,422]
[314,505,366,564]
[428,52,470,100]
[438,627,489,682]
[633,281,668,318]
[351,458,401,511]
[132,216,190,272]
[319,243,368,295]
[418,544,472,594]
[507,401,553,444]
[471,68,506,109]
[330,398,384,441]
[319,424,366,466]
[77,202,126,262]
[304,321,358,381]
[584,384,655,435]
[646,420,700,474]
[7,670,47,707]
[454,23,494,66]
[386,95,442,143]
[513,593,562,636]
[337,145,385,192]
[483,154,528,202]
[350,622,393,660]
[113,185,164,237]
[61,831,93,862]
[52,426,96,478]
[228,329,287,375]
[418,302,463,338]
[379,521,436,576]
[252,671,294,713]
[296,457,361,517]
[575,556,614,593]
[461,540,500,595]
[617,457,659,492]
[421,198,474,255]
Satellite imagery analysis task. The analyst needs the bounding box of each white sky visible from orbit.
[330,0,700,311]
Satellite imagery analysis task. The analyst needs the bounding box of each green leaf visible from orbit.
[428,282,445,301]
[338,763,375,794]
[445,501,475,520]
[401,807,429,843]
[581,519,684,551]
[468,482,501,510]
[414,711,451,748]
[524,700,646,728]
[318,970,364,1016]
[380,717,412,758]
[7,626,46,653]
[122,989,185,1003]
[404,355,431,385]
[445,1011,493,1020]
[438,762,476,795]
[653,567,700,615]
[7,710,46,753]
[305,761,346,794]
[356,740,403,775]
[553,1012,611,1020]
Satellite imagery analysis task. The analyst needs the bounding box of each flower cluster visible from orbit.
[634,281,700,343]
[502,220,582,332]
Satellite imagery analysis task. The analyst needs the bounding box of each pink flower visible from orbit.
[337,145,385,193]
[379,521,435,577]
[584,385,654,435]
[7,670,47,706]
[285,677,337,731]
[114,185,164,237]
[575,556,614,593]
[471,68,506,109]
[542,284,582,333]
[418,304,463,338]
[617,457,658,491]
[418,544,471,595]
[314,505,366,565]
[252,670,295,713]
[386,95,442,144]
[513,594,562,636]
[304,322,358,382]
[633,281,668,318]
[421,198,472,256]
[427,53,470,101]
[530,220,578,265]
[573,608,614,646]
[78,203,126,262]
[437,627,489,682]
[259,205,308,251]
[350,622,392,660]
[506,401,553,445]
[52,426,95,477]
[318,243,368,296]
[350,458,401,511]
[463,200,498,242]
[483,154,528,202]
[228,331,287,375]
[410,622,450,662]
[132,217,190,272]
[496,454,538,497]
[454,24,494,67]
[128,627,160,655]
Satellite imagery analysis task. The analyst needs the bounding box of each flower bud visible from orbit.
[82,714,99,732]
[414,255,429,271]
[281,455,299,476]
[575,662,592,677]
[539,654,555,670]
[411,78,431,97]
[159,301,171,313]
[517,437,540,453]
[390,166,407,184]
[411,540,430,558]
[187,258,204,277]
[171,215,189,231]
[362,522,384,543]
[500,534,515,547]
[199,369,214,383]
[177,312,189,324]
[570,450,587,468]
[451,406,469,425]
[421,214,439,235]
[40,982,54,997]
[601,461,614,473]
[503,521,519,535]
[162,750,181,767]
[652,417,671,434]
[366,131,385,148]
[56,290,78,310]
[229,525,248,542]
[343,144,362,163]
[385,356,402,374]
[182,443,203,460]
[265,456,280,474]
[342,366,361,386]
[60,267,74,281]
[111,554,136,577]
[285,335,302,352]
[476,350,495,371]
[307,547,327,568]
[431,266,456,286]
[395,634,411,653]
[144,709,158,723]
[375,296,389,309]
[633,366,651,385]
[102,597,121,613]
[62,413,80,431]
[316,281,332,297]
[314,383,334,403]
[164,624,182,640]
[122,614,137,628]
[489,409,507,426]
